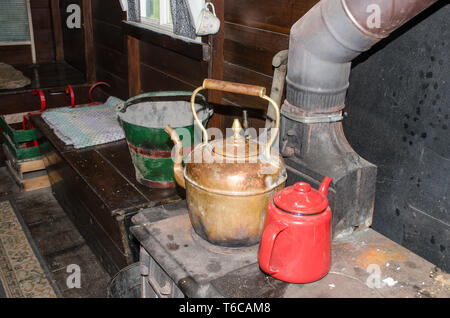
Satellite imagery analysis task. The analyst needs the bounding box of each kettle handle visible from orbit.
[258,221,288,275]
[190,79,280,158]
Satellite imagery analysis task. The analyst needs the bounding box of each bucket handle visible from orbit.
[117,91,208,113]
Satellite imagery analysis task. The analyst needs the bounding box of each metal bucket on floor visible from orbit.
[117,91,212,188]
[107,263,140,298]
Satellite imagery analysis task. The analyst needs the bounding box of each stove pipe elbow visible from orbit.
[286,0,438,112]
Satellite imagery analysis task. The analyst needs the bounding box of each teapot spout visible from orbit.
[318,176,333,198]
[165,125,186,189]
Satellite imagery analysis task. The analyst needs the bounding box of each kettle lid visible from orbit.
[210,118,261,159]
[273,182,329,215]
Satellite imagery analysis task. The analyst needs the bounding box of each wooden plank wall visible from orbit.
[222,0,318,129]
[60,0,86,74]
[91,0,129,100]
[90,0,209,102]
[0,0,56,65]
[139,40,208,93]
[89,0,318,130]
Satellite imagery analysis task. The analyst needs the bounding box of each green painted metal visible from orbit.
[130,154,174,182]
[118,91,212,188]
[0,115,42,146]
[2,132,47,161]
[120,120,196,151]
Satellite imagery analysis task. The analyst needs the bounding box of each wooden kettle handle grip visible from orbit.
[193,79,280,160]
[202,79,266,98]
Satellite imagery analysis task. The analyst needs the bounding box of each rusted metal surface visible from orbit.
[284,228,450,298]
[131,201,450,298]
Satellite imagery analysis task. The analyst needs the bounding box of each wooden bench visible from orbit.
[30,114,180,275]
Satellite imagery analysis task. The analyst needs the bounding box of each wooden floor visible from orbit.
[0,167,111,298]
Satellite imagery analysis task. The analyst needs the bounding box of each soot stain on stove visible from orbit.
[206,260,221,273]
[167,242,179,251]
[404,261,418,269]
[152,227,161,236]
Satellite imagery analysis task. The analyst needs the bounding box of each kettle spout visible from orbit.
[318,176,333,198]
[165,125,186,189]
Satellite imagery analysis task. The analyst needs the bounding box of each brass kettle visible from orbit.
[165,79,287,247]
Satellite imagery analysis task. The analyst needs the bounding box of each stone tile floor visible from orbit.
[0,167,111,298]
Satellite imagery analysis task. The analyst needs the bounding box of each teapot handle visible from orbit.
[258,221,288,275]
[190,79,280,158]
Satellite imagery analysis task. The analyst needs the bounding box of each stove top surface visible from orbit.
[130,201,450,298]
[145,214,259,284]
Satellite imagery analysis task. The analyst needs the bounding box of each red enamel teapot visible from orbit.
[258,176,333,283]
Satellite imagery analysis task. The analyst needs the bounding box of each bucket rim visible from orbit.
[117,102,213,130]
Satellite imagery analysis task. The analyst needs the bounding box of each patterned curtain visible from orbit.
[127,0,141,22]
[169,0,196,39]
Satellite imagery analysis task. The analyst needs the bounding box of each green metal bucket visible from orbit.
[117,91,212,189]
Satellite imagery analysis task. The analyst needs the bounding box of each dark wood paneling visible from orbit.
[92,0,128,99]
[122,22,209,62]
[225,0,292,34]
[224,23,289,76]
[219,0,318,132]
[224,0,316,34]
[0,46,32,65]
[140,41,208,87]
[92,0,210,101]
[34,29,56,63]
[82,0,96,83]
[95,44,128,80]
[291,0,320,24]
[50,0,64,61]
[127,36,141,97]
[140,64,194,92]
[0,84,92,115]
[95,67,128,100]
[31,6,53,29]
[30,0,51,9]
[60,0,85,72]
[222,62,273,111]
[31,0,56,63]
[91,0,127,27]
[93,20,126,54]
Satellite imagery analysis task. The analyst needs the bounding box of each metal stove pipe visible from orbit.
[285,0,438,115]
[281,0,438,237]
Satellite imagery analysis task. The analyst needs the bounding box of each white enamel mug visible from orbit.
[196,2,220,36]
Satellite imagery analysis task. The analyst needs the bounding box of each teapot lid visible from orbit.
[273,182,328,215]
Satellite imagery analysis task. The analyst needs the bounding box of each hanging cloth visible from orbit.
[169,0,196,39]
[127,0,141,22]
